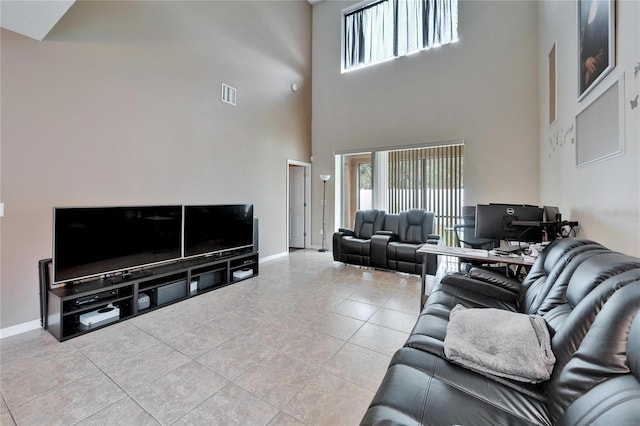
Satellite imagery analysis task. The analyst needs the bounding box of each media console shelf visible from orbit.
[43,251,258,341]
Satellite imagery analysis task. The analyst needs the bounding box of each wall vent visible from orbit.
[221,83,237,106]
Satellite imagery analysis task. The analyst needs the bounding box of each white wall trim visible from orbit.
[0,319,41,339]
[259,251,289,263]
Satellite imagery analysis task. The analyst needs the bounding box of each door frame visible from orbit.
[287,160,311,250]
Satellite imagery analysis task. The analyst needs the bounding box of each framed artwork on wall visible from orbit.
[575,76,624,167]
[578,0,615,101]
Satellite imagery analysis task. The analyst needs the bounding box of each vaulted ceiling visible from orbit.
[0,0,75,41]
[0,0,323,42]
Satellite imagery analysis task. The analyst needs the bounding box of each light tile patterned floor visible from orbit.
[0,250,431,426]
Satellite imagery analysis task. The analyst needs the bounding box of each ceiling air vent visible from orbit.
[221,83,237,106]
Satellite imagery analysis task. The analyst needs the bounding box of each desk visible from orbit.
[417,244,537,309]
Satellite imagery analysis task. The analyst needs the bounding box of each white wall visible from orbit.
[538,0,640,256]
[311,0,540,239]
[0,1,312,329]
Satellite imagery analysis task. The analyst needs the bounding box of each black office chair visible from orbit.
[452,206,498,272]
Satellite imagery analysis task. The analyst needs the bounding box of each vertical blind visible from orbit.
[344,0,459,71]
[388,144,463,244]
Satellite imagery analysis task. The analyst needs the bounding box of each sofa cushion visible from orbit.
[361,347,552,426]
[556,375,640,426]
[381,213,399,235]
[398,209,434,243]
[519,242,607,315]
[344,237,371,256]
[354,209,385,239]
[547,282,640,423]
[387,242,423,263]
[544,268,640,379]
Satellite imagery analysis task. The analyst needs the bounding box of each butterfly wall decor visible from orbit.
[631,94,639,110]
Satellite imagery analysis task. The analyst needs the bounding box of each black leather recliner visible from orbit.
[332,209,386,267]
[334,209,441,275]
[360,238,640,425]
[405,238,625,356]
[372,209,440,275]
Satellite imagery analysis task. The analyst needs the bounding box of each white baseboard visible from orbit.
[259,251,288,263]
[0,319,41,339]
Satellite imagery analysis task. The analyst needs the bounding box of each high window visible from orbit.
[343,0,459,72]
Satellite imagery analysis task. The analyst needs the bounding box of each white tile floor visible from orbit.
[0,250,432,426]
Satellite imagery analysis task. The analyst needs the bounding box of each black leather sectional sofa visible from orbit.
[361,238,640,425]
[333,209,441,275]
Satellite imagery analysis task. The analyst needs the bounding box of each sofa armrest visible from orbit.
[371,233,393,268]
[426,235,441,246]
[332,231,349,261]
[468,267,522,294]
[338,228,355,236]
[420,236,442,274]
[439,273,519,302]
[375,230,399,240]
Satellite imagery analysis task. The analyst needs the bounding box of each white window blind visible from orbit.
[387,144,464,245]
[344,0,459,72]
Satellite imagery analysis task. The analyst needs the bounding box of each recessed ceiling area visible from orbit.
[0,0,75,41]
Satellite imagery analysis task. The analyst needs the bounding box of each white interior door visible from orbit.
[289,165,305,248]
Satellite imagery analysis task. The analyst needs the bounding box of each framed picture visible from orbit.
[577,0,615,101]
[575,76,624,167]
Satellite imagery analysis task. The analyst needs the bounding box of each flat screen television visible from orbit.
[184,204,254,258]
[53,206,183,283]
[475,204,544,243]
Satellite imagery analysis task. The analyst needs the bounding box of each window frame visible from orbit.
[341,0,459,73]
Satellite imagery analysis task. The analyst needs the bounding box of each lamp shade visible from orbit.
[320,174,331,182]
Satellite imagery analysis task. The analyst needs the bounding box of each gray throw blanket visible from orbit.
[444,304,556,383]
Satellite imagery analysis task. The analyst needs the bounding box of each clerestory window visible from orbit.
[343,0,459,72]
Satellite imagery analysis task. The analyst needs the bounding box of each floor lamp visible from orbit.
[319,174,331,252]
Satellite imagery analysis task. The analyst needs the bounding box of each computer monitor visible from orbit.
[475,204,544,243]
[544,205,561,222]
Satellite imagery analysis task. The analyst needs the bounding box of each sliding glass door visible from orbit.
[338,143,464,246]
[341,153,373,229]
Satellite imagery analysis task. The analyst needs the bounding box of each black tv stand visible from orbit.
[105,269,154,284]
[40,250,259,341]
